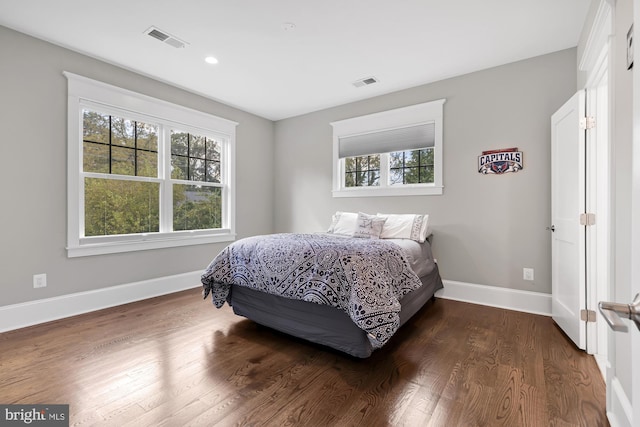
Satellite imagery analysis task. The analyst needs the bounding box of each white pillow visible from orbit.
[327,211,359,236]
[353,212,386,239]
[376,213,430,243]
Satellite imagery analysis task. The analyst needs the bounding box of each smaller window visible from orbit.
[331,99,445,197]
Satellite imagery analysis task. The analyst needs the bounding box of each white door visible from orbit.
[551,91,587,350]
[599,2,640,423]
[599,80,640,426]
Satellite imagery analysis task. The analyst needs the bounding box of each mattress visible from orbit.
[229,263,443,358]
[202,232,444,357]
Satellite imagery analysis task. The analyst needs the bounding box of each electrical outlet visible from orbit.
[523,268,534,281]
[33,273,47,288]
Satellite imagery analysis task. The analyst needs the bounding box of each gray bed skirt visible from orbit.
[229,264,443,358]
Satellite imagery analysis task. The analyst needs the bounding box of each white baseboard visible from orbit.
[436,279,552,316]
[1,275,552,334]
[0,271,202,333]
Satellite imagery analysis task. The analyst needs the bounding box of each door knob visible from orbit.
[598,293,640,332]
[546,225,555,232]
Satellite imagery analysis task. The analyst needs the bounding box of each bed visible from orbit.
[201,212,443,358]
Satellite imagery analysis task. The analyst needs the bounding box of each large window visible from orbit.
[331,99,445,197]
[66,72,237,257]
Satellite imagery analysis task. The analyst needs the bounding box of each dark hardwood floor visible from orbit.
[0,288,608,426]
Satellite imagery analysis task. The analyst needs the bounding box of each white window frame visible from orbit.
[330,99,445,197]
[65,72,237,257]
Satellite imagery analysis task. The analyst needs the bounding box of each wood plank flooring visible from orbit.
[0,288,608,426]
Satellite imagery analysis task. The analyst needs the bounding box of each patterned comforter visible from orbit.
[201,233,423,348]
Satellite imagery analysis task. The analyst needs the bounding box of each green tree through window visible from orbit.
[83,109,160,236]
[66,72,237,257]
[390,148,434,185]
[344,155,380,187]
[171,131,223,231]
[82,109,223,237]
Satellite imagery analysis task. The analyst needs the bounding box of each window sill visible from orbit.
[332,185,444,198]
[67,231,235,257]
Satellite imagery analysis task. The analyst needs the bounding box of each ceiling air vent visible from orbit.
[353,76,379,88]
[144,26,187,49]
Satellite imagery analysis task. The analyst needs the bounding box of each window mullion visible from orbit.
[186,133,191,180]
[380,154,390,188]
[161,126,173,233]
[79,172,86,239]
[134,120,138,176]
[108,115,113,174]
[204,137,208,182]
[220,140,227,229]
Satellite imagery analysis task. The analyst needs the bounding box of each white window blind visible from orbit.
[338,122,435,158]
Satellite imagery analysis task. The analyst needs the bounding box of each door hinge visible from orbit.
[580,213,596,226]
[580,116,596,130]
[580,309,597,322]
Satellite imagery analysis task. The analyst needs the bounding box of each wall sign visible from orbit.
[478,147,523,175]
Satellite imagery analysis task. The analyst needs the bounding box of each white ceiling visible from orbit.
[0,0,590,121]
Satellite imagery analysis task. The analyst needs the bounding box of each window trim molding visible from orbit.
[330,99,445,197]
[64,72,238,257]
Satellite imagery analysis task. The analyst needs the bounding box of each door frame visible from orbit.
[632,2,640,423]
[584,42,611,371]
[600,0,639,425]
[578,0,613,370]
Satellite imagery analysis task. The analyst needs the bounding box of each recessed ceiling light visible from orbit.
[205,56,218,64]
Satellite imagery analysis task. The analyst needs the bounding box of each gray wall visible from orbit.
[0,25,275,306]
[274,49,577,294]
[0,22,578,307]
